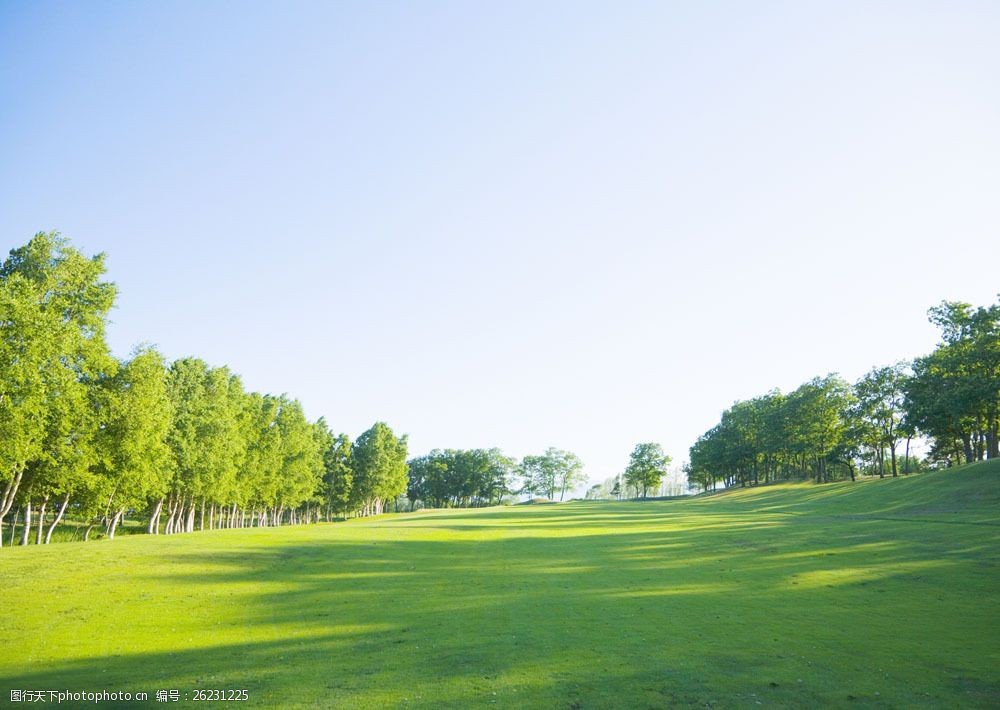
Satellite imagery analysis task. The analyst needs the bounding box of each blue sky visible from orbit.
[2,1,998,489]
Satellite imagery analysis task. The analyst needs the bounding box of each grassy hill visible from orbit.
[3,461,998,708]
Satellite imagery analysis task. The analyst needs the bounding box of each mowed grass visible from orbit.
[3,462,999,708]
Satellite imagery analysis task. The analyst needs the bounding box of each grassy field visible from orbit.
[3,461,999,708]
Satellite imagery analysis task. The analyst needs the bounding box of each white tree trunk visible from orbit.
[0,467,25,524]
[108,509,124,540]
[45,493,71,544]
[148,498,164,534]
[20,500,32,546]
[35,496,48,545]
[164,497,175,535]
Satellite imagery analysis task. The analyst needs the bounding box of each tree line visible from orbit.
[404,446,590,508]
[0,233,603,546]
[687,297,1000,491]
[0,233,410,546]
[10,233,986,543]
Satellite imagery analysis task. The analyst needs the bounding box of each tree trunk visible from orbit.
[20,500,32,546]
[0,467,26,547]
[164,496,176,535]
[35,496,48,545]
[170,498,184,535]
[962,432,974,464]
[84,523,94,542]
[0,467,25,523]
[890,442,898,477]
[45,493,71,544]
[149,497,164,534]
[988,411,999,459]
[8,508,20,546]
[199,499,206,531]
[108,509,125,540]
[903,437,911,474]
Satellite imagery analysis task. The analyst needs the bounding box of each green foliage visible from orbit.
[0,233,116,540]
[519,448,584,501]
[854,363,908,477]
[906,298,1000,464]
[6,231,997,547]
[322,432,353,517]
[1,233,386,542]
[240,393,284,511]
[406,448,514,508]
[351,422,408,515]
[275,397,323,510]
[690,376,855,489]
[624,442,671,498]
[101,347,174,512]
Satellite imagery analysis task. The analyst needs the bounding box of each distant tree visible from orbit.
[351,422,408,516]
[480,448,516,505]
[519,454,553,499]
[906,299,1000,464]
[855,363,908,477]
[552,449,585,501]
[624,442,671,498]
[518,448,584,501]
[785,375,853,483]
[163,360,248,533]
[323,433,353,519]
[239,393,283,529]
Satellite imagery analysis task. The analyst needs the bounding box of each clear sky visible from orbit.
[2,1,998,491]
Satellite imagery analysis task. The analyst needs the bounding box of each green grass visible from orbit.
[3,462,999,708]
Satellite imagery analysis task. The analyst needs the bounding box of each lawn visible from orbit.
[3,461,999,708]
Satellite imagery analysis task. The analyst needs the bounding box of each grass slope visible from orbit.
[3,462,999,708]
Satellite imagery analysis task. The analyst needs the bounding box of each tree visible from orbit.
[275,397,324,523]
[237,393,283,528]
[624,442,671,498]
[906,298,1000,464]
[162,360,248,533]
[518,455,553,499]
[0,233,116,545]
[481,448,515,505]
[99,347,175,539]
[855,363,908,477]
[323,433,353,519]
[552,449,585,501]
[517,448,584,501]
[351,422,408,516]
[785,375,852,483]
